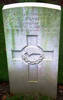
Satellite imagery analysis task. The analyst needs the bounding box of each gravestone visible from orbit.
[2,3,61,98]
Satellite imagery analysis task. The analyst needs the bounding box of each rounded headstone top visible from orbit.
[2,2,61,10]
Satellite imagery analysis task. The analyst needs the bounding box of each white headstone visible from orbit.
[2,3,61,98]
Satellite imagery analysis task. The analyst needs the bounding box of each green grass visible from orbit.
[6,96,19,100]
[6,95,52,100]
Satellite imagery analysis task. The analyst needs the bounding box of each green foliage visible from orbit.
[0,4,9,82]
[58,7,63,84]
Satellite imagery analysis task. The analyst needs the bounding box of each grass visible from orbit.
[6,95,53,100]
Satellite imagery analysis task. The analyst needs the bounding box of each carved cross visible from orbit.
[12,35,54,82]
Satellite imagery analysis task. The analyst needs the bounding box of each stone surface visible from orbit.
[2,3,61,98]
[0,82,63,100]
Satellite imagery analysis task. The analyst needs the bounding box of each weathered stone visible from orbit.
[2,3,61,99]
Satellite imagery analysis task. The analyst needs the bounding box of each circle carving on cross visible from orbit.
[22,46,44,65]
